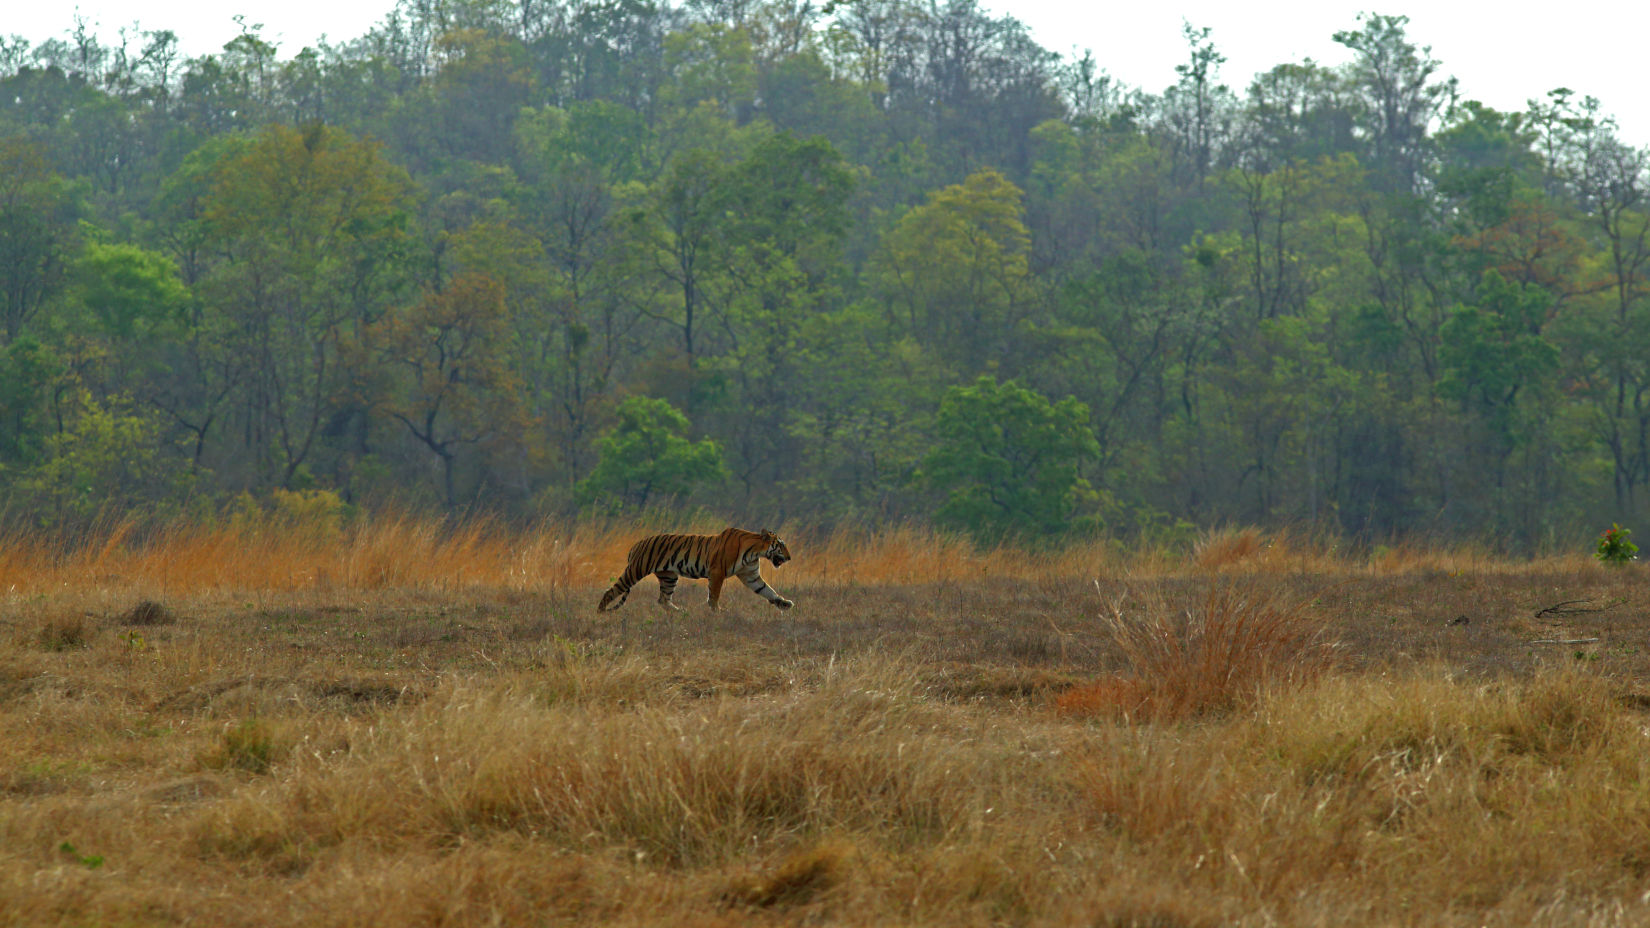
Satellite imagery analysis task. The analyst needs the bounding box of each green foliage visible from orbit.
[920,376,1103,542]
[0,336,63,463]
[228,488,355,540]
[874,169,1032,370]
[1438,270,1558,446]
[3,7,1650,548]
[57,842,104,870]
[9,394,197,524]
[69,241,189,339]
[0,137,83,341]
[578,397,727,512]
[1596,524,1638,566]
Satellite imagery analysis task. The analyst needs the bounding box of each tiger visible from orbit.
[596,527,794,613]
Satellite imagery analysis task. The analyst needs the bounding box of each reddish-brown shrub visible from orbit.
[1068,583,1336,722]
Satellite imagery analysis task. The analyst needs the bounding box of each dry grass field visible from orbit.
[6,519,1650,926]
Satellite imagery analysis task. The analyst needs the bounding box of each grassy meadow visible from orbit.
[5,518,1650,926]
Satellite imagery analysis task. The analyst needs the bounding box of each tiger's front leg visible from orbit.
[737,565,792,610]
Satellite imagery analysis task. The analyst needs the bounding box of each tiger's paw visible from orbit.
[774,598,794,610]
[660,600,683,612]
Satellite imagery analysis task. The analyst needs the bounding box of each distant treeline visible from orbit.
[0,2,1646,549]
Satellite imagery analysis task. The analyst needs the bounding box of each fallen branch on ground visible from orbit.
[1529,637,1601,645]
[1533,598,1624,618]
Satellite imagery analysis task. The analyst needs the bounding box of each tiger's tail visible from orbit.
[596,582,630,612]
[596,553,651,612]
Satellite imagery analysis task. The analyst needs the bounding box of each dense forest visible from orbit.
[1,1,1647,550]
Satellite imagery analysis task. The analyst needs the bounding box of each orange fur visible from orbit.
[597,527,793,612]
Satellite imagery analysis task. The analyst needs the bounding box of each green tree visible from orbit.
[194,122,417,488]
[0,336,64,465]
[920,376,1103,542]
[1438,270,1559,445]
[873,169,1034,372]
[70,241,189,340]
[1438,269,1566,537]
[425,29,536,166]
[577,395,726,512]
[0,137,80,343]
[375,272,532,507]
[661,22,757,123]
[783,302,945,520]
[511,103,655,482]
[647,148,736,362]
[707,132,855,504]
[9,393,196,525]
[1332,13,1454,193]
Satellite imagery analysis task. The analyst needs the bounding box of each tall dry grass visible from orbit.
[193,658,1025,869]
[1057,582,1336,721]
[9,524,1650,928]
[0,515,1614,600]
[9,638,1650,925]
[1072,666,1650,921]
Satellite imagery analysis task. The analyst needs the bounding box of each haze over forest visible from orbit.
[1,0,1647,550]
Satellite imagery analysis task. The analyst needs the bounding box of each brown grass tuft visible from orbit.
[1063,582,1335,721]
[719,838,853,909]
[119,599,174,625]
[1054,675,1149,717]
[32,613,92,652]
[1194,526,1269,569]
[200,718,286,774]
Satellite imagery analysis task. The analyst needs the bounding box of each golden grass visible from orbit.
[6,517,1650,925]
[1058,582,1336,721]
[0,516,1617,599]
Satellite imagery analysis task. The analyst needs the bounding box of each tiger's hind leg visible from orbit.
[656,571,683,610]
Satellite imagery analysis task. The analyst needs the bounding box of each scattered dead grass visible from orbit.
[6,518,1650,925]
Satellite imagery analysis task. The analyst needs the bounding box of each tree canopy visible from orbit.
[0,5,1647,550]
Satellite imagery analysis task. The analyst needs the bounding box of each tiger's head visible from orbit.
[759,528,791,568]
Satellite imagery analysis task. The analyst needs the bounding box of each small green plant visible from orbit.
[1595,524,1639,566]
[58,841,104,869]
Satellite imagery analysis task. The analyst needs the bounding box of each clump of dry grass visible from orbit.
[1058,583,1335,721]
[119,600,173,626]
[31,613,93,652]
[192,661,1023,869]
[719,838,854,909]
[1190,526,1355,574]
[199,718,287,774]
[1061,666,1650,922]
[1194,526,1271,569]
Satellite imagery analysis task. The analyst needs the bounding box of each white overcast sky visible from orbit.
[8,1,1649,147]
